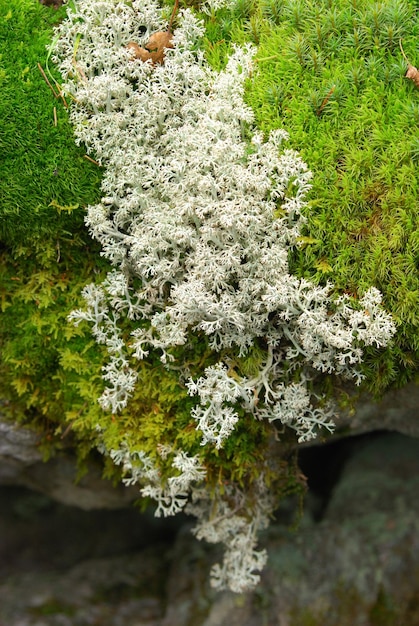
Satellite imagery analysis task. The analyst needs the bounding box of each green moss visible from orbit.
[2,0,418,507]
[0,0,277,493]
[0,0,106,458]
[201,0,419,390]
[0,0,103,243]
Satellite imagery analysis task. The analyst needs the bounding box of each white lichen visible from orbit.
[53,0,396,592]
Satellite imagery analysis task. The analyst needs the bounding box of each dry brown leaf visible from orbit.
[146,31,174,64]
[316,85,336,117]
[126,41,152,63]
[39,0,64,7]
[127,31,173,65]
[399,40,419,89]
[127,0,178,66]
[405,64,419,88]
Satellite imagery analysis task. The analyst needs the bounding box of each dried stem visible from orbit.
[316,85,336,117]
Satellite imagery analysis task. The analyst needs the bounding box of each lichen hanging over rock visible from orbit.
[51,0,396,592]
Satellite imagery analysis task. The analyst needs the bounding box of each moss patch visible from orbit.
[200,0,419,390]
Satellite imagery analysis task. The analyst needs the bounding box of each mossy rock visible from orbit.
[1,0,418,497]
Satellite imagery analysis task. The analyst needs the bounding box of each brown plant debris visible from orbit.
[39,0,64,7]
[405,64,419,88]
[400,40,419,89]
[127,0,178,65]
[127,31,174,65]
[316,85,336,117]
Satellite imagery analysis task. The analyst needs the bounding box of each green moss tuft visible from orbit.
[201,0,419,389]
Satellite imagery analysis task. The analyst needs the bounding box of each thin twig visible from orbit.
[38,62,69,108]
[316,85,336,117]
[38,62,59,98]
[399,39,409,64]
[60,402,87,439]
[83,154,100,166]
[168,0,179,33]
[72,58,88,84]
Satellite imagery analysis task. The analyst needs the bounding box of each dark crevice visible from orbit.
[298,430,391,521]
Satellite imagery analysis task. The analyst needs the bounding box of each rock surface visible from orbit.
[0,419,42,468]
[1,382,418,512]
[335,380,419,439]
[1,432,419,625]
[0,418,139,509]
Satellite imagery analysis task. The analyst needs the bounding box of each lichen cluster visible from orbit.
[49,0,395,590]
[1,0,417,593]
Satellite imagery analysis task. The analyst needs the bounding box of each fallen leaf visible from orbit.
[405,64,419,88]
[127,31,174,65]
[399,40,419,89]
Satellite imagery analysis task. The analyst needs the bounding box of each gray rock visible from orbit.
[159,432,419,626]
[2,433,419,626]
[0,420,42,466]
[0,551,168,626]
[335,380,419,439]
[0,377,418,626]
[18,454,140,510]
[256,433,419,625]
[0,417,138,509]
[1,380,418,510]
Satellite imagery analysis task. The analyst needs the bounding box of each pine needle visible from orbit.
[83,154,100,166]
[316,85,336,116]
[38,62,59,98]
